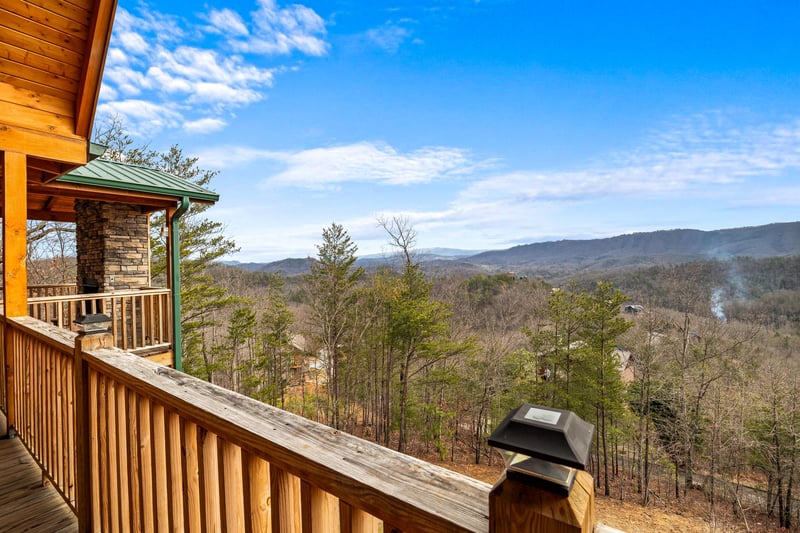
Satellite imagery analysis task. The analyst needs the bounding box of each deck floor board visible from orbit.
[0,436,77,532]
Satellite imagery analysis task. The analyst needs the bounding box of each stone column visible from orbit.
[75,200,151,292]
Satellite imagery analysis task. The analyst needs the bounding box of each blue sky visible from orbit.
[97,0,800,262]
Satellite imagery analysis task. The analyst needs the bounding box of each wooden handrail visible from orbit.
[27,284,79,298]
[27,288,172,352]
[5,316,493,532]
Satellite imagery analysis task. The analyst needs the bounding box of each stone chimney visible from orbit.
[75,200,151,292]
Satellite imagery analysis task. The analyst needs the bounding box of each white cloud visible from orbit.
[197,142,495,187]
[99,2,325,136]
[117,30,149,55]
[459,114,800,205]
[227,0,329,56]
[106,47,129,66]
[104,66,147,96]
[98,83,117,102]
[189,82,262,106]
[184,118,228,134]
[96,99,183,136]
[365,22,412,53]
[206,8,249,37]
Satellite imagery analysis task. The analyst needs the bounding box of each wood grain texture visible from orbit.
[81,346,492,532]
[0,122,87,164]
[3,151,28,317]
[0,436,77,532]
[74,0,117,137]
[489,471,594,533]
[244,450,269,533]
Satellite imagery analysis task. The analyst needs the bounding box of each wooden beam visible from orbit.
[33,181,181,209]
[27,156,73,179]
[27,209,75,222]
[2,151,28,317]
[0,122,87,165]
[74,0,117,138]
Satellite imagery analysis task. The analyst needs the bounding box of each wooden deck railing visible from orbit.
[0,320,5,417]
[3,316,494,532]
[4,317,77,509]
[26,288,172,352]
[27,284,79,298]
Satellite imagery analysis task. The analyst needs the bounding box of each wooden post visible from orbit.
[74,330,114,533]
[3,151,28,317]
[3,151,27,436]
[489,471,595,533]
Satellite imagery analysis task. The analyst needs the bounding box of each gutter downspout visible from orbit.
[171,197,190,372]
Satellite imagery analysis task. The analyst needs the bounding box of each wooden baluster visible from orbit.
[138,396,156,533]
[107,378,120,531]
[126,390,143,533]
[183,421,202,533]
[301,481,338,533]
[74,331,114,532]
[340,502,380,533]
[271,464,300,533]
[201,430,222,531]
[168,411,185,531]
[152,404,170,532]
[116,384,131,531]
[222,440,245,531]
[243,451,269,533]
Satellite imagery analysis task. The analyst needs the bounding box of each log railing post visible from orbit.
[74,329,114,532]
[2,320,14,437]
[489,470,595,533]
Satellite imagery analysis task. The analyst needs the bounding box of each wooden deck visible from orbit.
[0,436,77,532]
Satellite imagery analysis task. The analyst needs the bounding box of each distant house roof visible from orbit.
[58,158,220,204]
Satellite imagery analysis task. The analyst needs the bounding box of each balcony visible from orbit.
[0,2,595,527]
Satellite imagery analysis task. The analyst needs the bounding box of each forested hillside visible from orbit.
[26,125,800,529]
[469,221,800,270]
[197,222,800,531]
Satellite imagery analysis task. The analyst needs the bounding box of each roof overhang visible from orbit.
[1,0,118,170]
[14,157,220,222]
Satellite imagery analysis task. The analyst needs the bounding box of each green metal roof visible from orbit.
[58,158,220,204]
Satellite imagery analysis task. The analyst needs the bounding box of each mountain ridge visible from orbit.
[227,221,800,276]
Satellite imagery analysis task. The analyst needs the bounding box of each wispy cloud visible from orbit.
[214,0,328,56]
[98,2,328,136]
[197,141,496,187]
[365,22,414,53]
[205,8,249,37]
[184,118,228,134]
[459,113,800,205]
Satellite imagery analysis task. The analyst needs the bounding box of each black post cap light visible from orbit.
[489,404,595,496]
[74,313,112,334]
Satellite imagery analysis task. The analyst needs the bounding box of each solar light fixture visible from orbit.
[488,404,594,496]
[74,313,112,334]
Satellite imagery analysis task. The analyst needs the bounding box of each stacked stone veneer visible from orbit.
[75,200,151,292]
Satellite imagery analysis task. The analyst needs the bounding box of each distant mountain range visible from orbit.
[225,222,800,277]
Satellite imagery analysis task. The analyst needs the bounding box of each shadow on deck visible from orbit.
[0,433,76,532]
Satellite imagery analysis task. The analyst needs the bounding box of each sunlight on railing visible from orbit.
[3,316,492,532]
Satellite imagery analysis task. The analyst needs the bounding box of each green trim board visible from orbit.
[58,158,219,204]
